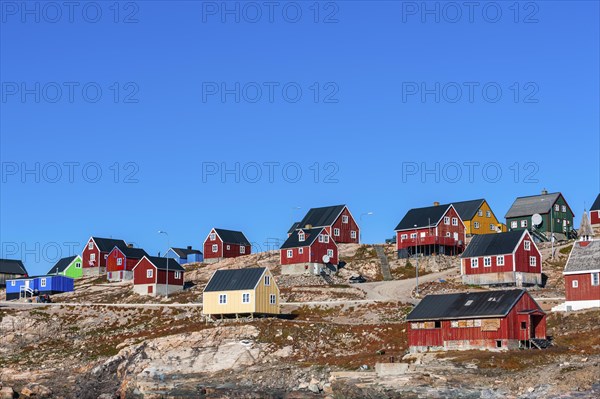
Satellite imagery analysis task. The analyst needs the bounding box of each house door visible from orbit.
[530,315,543,338]
[120,271,123,280]
[147,286,153,294]
[453,232,459,241]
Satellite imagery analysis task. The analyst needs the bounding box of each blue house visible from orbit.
[164,246,203,264]
[5,275,74,300]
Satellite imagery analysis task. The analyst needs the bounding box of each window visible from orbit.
[334,228,340,237]
[490,224,495,231]
[40,278,46,288]
[226,245,231,250]
[401,234,408,240]
[496,340,502,348]
[478,210,483,217]
[219,294,227,304]
[210,233,216,241]
[486,210,491,218]
[484,257,491,267]
[10,280,15,286]
[420,232,426,238]
[298,232,305,242]
[327,249,334,258]
[342,215,349,223]
[410,233,417,239]
[496,255,504,266]
[471,258,478,268]
[104,254,108,259]
[520,220,528,228]
[511,221,517,228]
[572,280,578,288]
[445,232,451,237]
[561,205,566,212]
[474,222,480,229]
[240,246,245,254]
[529,256,536,267]
[444,216,450,225]
[554,204,560,212]
[452,217,458,226]
[117,258,122,266]
[212,244,218,253]
[323,235,329,243]
[242,293,250,303]
[270,294,276,305]
[521,321,527,330]
[88,242,93,249]
[524,241,531,251]
[298,247,303,254]
[264,275,271,286]
[434,321,441,328]
[590,273,599,286]
[287,249,293,258]
[146,269,153,278]
[174,271,181,279]
[350,230,357,239]
[451,320,458,328]
[90,253,96,261]
[75,262,81,268]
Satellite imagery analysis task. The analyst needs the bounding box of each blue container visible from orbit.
[5,275,74,300]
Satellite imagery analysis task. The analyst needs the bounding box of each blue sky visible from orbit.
[1,1,599,275]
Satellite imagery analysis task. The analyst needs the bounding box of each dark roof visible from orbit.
[564,240,600,273]
[287,222,301,234]
[296,205,346,229]
[451,199,485,221]
[406,289,532,321]
[505,193,562,218]
[0,259,28,275]
[204,267,266,292]
[116,246,148,259]
[591,194,600,212]
[47,255,78,274]
[461,230,525,258]
[214,228,251,245]
[145,256,185,272]
[394,204,452,231]
[92,237,128,252]
[169,247,203,258]
[280,227,325,249]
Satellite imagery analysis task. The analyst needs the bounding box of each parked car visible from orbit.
[349,275,367,284]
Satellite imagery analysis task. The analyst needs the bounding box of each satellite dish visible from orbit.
[532,214,543,226]
[322,255,330,264]
[495,225,502,233]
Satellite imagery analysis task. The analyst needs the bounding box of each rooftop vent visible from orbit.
[433,201,440,206]
[464,300,474,306]
[541,188,548,195]
[187,246,192,250]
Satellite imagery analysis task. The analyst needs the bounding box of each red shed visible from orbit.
[81,237,128,277]
[395,203,466,259]
[132,256,184,296]
[289,205,360,244]
[203,228,251,263]
[407,289,548,352]
[590,194,600,227]
[280,227,338,275]
[460,230,542,287]
[106,245,148,282]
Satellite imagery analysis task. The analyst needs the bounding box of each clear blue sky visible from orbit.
[1,1,599,275]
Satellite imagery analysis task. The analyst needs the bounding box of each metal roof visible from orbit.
[169,247,203,257]
[406,289,531,321]
[451,199,485,221]
[0,259,28,275]
[117,246,148,259]
[591,194,600,212]
[280,227,325,249]
[287,222,301,234]
[214,228,251,246]
[204,267,266,292]
[47,255,78,274]
[394,204,452,231]
[460,230,525,258]
[296,205,346,229]
[145,256,185,272]
[564,240,600,273]
[92,237,128,252]
[504,193,562,218]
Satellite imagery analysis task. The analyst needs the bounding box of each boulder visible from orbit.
[0,386,15,399]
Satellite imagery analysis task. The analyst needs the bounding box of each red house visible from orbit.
[394,203,466,259]
[280,227,338,275]
[132,256,185,296]
[289,205,360,244]
[106,245,148,282]
[407,289,548,352]
[81,237,128,276]
[590,194,600,227]
[460,230,542,287]
[203,228,251,263]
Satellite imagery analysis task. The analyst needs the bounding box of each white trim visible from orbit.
[242,292,251,303]
[270,294,276,305]
[484,257,491,267]
[287,249,293,258]
[219,293,227,304]
[571,279,578,288]
[562,269,600,275]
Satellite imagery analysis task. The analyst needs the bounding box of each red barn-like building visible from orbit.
[395,203,466,259]
[81,237,128,277]
[106,245,148,282]
[590,194,600,227]
[289,205,360,244]
[132,256,184,296]
[203,228,251,263]
[460,230,542,287]
[407,289,548,352]
[280,227,338,275]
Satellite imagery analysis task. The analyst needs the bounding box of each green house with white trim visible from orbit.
[47,255,83,279]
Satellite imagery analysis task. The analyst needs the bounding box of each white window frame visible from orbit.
[270,294,276,305]
[117,258,123,266]
[210,233,216,241]
[342,215,349,224]
[471,258,478,268]
[401,234,408,240]
[174,271,181,279]
[219,294,227,304]
[327,249,334,258]
[420,232,426,238]
[240,246,245,254]
[298,247,304,254]
[147,269,153,278]
[486,210,491,217]
[264,275,271,286]
[490,224,495,231]
[242,293,250,303]
[411,232,417,239]
[478,210,483,217]
[572,280,578,288]
[511,221,517,228]
[529,256,536,267]
[452,217,458,226]
[444,216,450,225]
[591,273,599,286]
[474,221,480,229]
[333,228,340,236]
[350,230,357,239]
[88,242,94,250]
[226,244,231,250]
[496,255,504,266]
[298,232,305,242]
[524,241,531,251]
[554,204,560,212]
[561,205,566,212]
[287,249,293,258]
[521,220,528,228]
[40,278,46,288]
[445,232,451,237]
[484,257,492,267]
[10,280,15,286]
[212,244,218,253]
[90,253,96,261]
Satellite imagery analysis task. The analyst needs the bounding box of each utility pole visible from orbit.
[414,224,419,297]
[158,230,169,298]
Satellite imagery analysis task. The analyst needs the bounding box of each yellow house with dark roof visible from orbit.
[451,199,506,236]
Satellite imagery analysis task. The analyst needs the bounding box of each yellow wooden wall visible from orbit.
[466,201,506,235]
[254,269,280,314]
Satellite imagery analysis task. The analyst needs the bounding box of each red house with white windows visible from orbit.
[280,227,338,275]
[394,203,466,259]
[203,228,251,263]
[81,237,128,276]
[106,245,148,282]
[289,205,360,244]
[132,256,185,296]
[460,230,542,287]
[590,194,600,227]
[407,289,548,352]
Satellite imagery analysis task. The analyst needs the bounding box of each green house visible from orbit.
[47,255,83,279]
[505,190,575,242]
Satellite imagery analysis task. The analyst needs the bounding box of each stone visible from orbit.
[308,383,320,393]
[322,383,333,394]
[298,382,309,389]
[0,386,15,399]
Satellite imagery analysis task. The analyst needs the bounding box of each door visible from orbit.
[147,285,153,294]
[453,232,459,241]
[25,280,30,288]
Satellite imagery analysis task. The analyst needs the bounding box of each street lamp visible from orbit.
[360,212,373,243]
[158,230,169,298]
[414,224,419,297]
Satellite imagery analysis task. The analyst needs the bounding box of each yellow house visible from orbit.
[202,267,280,317]
[452,199,506,236]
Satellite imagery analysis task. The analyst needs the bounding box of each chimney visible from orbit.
[127,243,133,248]
[305,224,312,229]
[541,188,548,195]
[187,245,192,250]
[433,201,440,206]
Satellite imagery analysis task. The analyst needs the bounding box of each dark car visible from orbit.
[349,275,367,284]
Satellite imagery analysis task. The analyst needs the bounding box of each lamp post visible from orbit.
[414,224,419,297]
[158,230,169,298]
[360,212,373,243]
